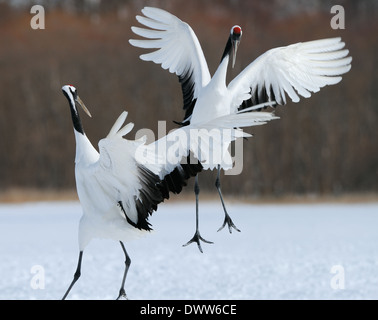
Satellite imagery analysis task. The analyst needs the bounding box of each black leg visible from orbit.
[116,241,131,300]
[62,250,83,300]
[183,175,213,253]
[215,165,241,233]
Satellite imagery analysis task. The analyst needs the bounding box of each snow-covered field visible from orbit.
[1,200,378,300]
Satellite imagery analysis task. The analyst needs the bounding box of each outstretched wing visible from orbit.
[93,108,277,229]
[136,105,279,172]
[94,112,152,230]
[129,7,211,120]
[95,111,201,231]
[228,37,352,111]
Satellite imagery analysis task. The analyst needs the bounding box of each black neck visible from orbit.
[220,36,232,64]
[70,105,84,135]
[63,91,84,134]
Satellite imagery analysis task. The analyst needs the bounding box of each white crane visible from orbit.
[129,6,352,249]
[61,84,276,299]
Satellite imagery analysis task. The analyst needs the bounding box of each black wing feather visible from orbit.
[238,84,281,112]
[123,157,202,231]
[178,68,197,121]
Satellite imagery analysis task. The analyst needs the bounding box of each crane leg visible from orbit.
[215,165,241,233]
[183,175,213,253]
[62,250,83,300]
[117,241,131,300]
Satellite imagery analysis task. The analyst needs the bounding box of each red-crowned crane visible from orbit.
[61,85,277,299]
[129,6,352,250]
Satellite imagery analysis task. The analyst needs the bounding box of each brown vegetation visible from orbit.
[0,0,377,200]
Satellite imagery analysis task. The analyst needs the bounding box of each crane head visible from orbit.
[62,85,92,118]
[230,25,242,68]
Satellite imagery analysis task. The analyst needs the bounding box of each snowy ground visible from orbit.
[1,200,378,300]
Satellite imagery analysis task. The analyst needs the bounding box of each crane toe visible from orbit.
[217,214,241,233]
[182,231,213,253]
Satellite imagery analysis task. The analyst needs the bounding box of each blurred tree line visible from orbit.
[0,0,377,198]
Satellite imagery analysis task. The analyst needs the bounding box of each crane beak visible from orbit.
[75,95,92,118]
[231,39,240,68]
